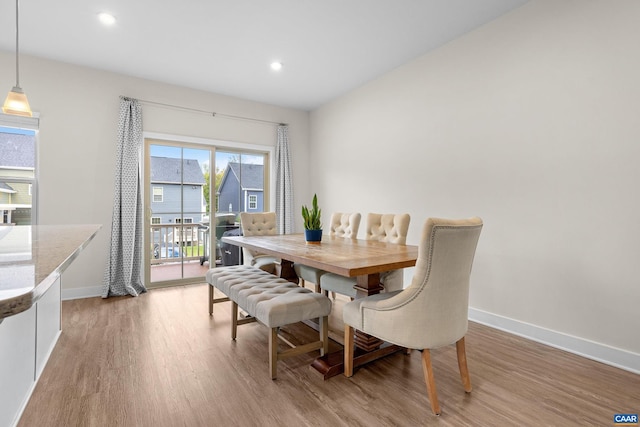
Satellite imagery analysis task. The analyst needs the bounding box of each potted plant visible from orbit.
[302,194,323,243]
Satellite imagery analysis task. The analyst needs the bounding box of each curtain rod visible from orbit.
[132,97,288,126]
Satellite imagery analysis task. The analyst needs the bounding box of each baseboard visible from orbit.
[469,307,640,374]
[61,285,103,301]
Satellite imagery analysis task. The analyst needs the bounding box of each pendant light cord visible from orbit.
[15,0,20,88]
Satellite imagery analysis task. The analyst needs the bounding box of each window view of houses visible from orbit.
[0,127,36,225]
[148,144,266,282]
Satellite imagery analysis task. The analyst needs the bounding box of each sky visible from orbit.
[0,126,36,136]
[149,144,264,175]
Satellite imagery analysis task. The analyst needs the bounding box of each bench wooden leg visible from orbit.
[208,285,213,315]
[231,302,238,340]
[270,327,278,379]
[208,285,230,316]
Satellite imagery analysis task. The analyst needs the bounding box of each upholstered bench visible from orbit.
[206,265,332,379]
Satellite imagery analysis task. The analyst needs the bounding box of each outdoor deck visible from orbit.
[150,259,213,283]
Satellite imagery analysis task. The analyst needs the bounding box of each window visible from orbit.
[0,124,37,225]
[151,217,161,225]
[215,151,267,217]
[248,195,257,210]
[153,187,163,202]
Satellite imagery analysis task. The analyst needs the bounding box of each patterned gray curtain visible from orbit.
[275,125,294,234]
[102,97,146,297]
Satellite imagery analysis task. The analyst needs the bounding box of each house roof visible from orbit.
[150,157,205,185]
[227,162,264,190]
[0,182,16,193]
[0,133,35,169]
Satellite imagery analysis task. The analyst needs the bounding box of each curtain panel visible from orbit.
[275,125,294,234]
[102,97,146,297]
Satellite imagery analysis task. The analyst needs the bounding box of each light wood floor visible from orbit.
[19,284,639,427]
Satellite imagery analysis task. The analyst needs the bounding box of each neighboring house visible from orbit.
[0,132,35,225]
[217,162,264,214]
[150,156,206,246]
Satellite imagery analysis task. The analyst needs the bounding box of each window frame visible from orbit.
[153,186,163,203]
[248,194,258,210]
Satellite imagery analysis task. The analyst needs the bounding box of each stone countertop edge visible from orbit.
[0,224,102,322]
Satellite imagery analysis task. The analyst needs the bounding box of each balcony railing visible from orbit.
[150,222,208,265]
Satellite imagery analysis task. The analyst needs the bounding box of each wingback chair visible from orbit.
[343,217,483,415]
[294,212,361,292]
[320,213,410,298]
[239,212,278,274]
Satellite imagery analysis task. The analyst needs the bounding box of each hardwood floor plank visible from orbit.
[17,284,640,427]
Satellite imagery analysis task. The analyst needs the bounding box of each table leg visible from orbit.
[275,259,299,284]
[353,273,384,350]
[354,273,384,297]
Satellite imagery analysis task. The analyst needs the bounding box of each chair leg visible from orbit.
[344,324,355,377]
[456,337,472,393]
[421,349,441,415]
[320,316,329,356]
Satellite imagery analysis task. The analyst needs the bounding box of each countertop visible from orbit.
[0,224,101,320]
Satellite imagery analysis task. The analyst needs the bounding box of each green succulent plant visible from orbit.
[301,194,322,230]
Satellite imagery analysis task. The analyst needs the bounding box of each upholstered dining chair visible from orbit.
[294,212,361,292]
[343,217,483,415]
[239,212,279,274]
[320,213,410,298]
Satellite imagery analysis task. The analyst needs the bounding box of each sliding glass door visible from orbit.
[144,139,268,288]
[145,141,211,287]
[213,151,267,266]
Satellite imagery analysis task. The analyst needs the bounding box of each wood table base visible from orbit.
[354,330,384,352]
[311,343,404,380]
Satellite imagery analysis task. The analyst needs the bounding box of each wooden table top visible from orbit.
[222,233,418,277]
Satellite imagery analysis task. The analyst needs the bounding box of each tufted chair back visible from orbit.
[321,213,411,297]
[329,212,361,239]
[364,213,410,292]
[239,212,278,273]
[240,212,277,236]
[365,213,410,244]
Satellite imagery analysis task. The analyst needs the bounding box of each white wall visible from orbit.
[2,0,637,372]
[0,52,310,296]
[310,0,640,367]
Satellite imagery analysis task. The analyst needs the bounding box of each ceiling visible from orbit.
[0,0,528,111]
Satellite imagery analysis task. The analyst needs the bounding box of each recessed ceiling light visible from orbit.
[270,62,283,71]
[98,12,117,26]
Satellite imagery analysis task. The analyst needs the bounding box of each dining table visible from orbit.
[221,233,419,379]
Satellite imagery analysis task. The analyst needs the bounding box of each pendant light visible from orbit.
[3,0,32,117]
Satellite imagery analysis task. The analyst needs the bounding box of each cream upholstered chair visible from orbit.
[239,212,279,274]
[320,213,410,298]
[294,212,361,292]
[343,217,483,415]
